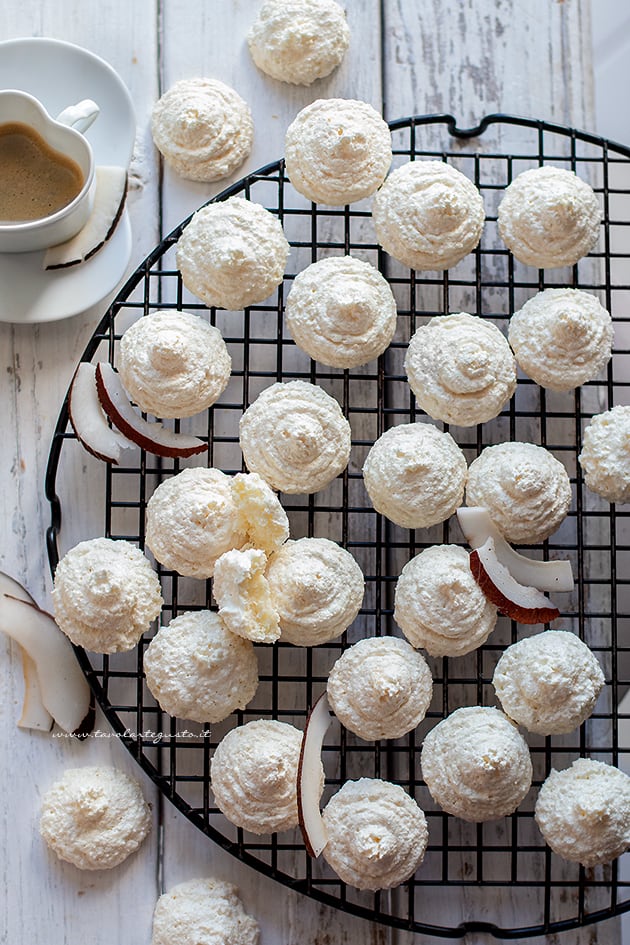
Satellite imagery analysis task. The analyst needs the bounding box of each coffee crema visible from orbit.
[0,121,84,222]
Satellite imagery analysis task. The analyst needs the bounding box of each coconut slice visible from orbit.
[95,362,208,458]
[43,166,128,270]
[0,572,92,734]
[69,362,135,464]
[470,537,560,625]
[457,506,574,592]
[297,692,332,858]
[0,572,53,731]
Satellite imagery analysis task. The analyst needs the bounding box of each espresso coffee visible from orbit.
[0,121,84,222]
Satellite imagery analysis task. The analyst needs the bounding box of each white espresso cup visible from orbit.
[0,89,99,253]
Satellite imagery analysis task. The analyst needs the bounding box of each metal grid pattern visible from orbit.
[46,115,630,938]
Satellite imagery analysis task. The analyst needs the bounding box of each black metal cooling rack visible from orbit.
[46,114,630,939]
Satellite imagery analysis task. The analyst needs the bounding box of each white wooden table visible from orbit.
[0,2,621,943]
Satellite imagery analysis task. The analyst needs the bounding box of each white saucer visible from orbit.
[0,37,136,323]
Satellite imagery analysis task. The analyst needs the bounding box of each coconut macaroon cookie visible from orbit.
[266,537,364,646]
[285,98,391,206]
[372,160,485,271]
[535,758,630,867]
[363,422,467,529]
[394,545,498,657]
[405,312,516,426]
[493,631,605,736]
[247,0,349,86]
[421,706,533,822]
[40,766,151,870]
[52,537,163,654]
[285,255,397,368]
[239,380,351,494]
[151,78,253,182]
[498,166,601,269]
[211,719,322,834]
[327,636,433,740]
[213,548,280,644]
[176,197,289,311]
[152,878,259,945]
[143,610,258,723]
[579,406,630,503]
[117,310,231,418]
[466,441,572,544]
[508,289,613,392]
[322,778,428,890]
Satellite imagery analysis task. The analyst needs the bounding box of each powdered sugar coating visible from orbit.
[52,537,163,654]
[421,706,532,822]
[322,778,428,890]
[535,759,630,867]
[363,422,467,529]
[285,98,391,206]
[118,310,231,418]
[176,198,289,310]
[508,289,613,392]
[466,441,572,543]
[498,166,601,269]
[213,548,280,644]
[266,537,364,645]
[493,630,605,735]
[372,160,485,271]
[211,720,322,834]
[40,766,151,870]
[143,610,258,723]
[285,255,397,368]
[394,545,497,657]
[145,467,246,578]
[405,312,516,426]
[247,0,349,86]
[151,78,253,183]
[327,636,433,740]
[152,878,259,945]
[579,405,630,503]
[239,380,351,494]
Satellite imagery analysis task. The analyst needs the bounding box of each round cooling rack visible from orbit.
[46,114,630,939]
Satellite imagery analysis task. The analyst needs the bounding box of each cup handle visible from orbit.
[56,99,100,134]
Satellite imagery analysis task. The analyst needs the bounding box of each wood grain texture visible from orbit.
[1,2,620,944]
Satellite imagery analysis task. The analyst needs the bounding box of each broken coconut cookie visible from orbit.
[52,537,163,654]
[322,778,428,890]
[40,766,151,870]
[394,544,498,657]
[508,288,613,392]
[247,0,349,86]
[493,630,605,736]
[152,877,259,945]
[372,160,485,271]
[421,706,532,822]
[404,312,516,426]
[285,255,397,368]
[143,610,258,724]
[213,548,280,644]
[285,98,392,206]
[239,380,351,495]
[326,636,433,740]
[578,405,630,503]
[118,309,231,418]
[466,441,572,544]
[497,166,601,269]
[145,468,288,578]
[151,78,253,182]
[176,197,289,310]
[266,537,364,646]
[363,422,467,529]
[211,719,323,834]
[535,758,630,867]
